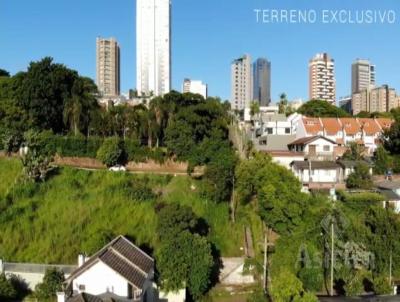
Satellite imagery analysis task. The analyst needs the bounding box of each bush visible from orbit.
[35,268,65,301]
[373,276,392,295]
[346,163,373,190]
[0,273,17,301]
[96,137,126,167]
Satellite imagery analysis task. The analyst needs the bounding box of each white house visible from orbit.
[288,136,338,161]
[60,236,155,302]
[377,181,400,213]
[290,161,345,191]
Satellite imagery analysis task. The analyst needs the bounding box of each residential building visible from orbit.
[288,136,338,161]
[309,53,336,104]
[231,54,252,111]
[182,78,208,99]
[96,37,120,97]
[352,59,375,94]
[377,180,400,213]
[296,116,393,154]
[253,58,271,107]
[290,161,345,191]
[352,85,398,115]
[61,236,154,301]
[137,0,171,97]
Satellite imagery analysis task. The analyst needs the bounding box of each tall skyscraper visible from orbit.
[136,0,171,97]
[231,54,253,111]
[96,37,120,97]
[182,79,208,99]
[352,59,376,94]
[309,53,336,104]
[253,58,271,107]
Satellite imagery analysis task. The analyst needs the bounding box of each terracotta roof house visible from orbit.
[59,236,155,302]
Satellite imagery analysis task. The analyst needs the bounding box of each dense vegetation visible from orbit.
[0,158,248,263]
[235,153,400,300]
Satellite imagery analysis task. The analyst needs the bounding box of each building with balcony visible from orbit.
[96,37,120,97]
[231,54,253,111]
[309,53,336,104]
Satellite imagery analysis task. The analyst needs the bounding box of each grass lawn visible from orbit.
[0,158,261,264]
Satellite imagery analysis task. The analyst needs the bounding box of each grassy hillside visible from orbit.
[0,158,256,264]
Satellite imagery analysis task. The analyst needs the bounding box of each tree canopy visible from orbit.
[297,100,350,117]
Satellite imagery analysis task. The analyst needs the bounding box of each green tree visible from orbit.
[270,270,303,302]
[298,100,349,117]
[374,146,393,175]
[0,69,10,77]
[383,121,400,155]
[157,231,213,301]
[278,93,288,114]
[13,57,79,133]
[250,101,260,124]
[156,203,198,240]
[21,130,55,182]
[342,142,365,161]
[0,274,17,301]
[343,270,368,297]
[35,268,65,301]
[63,77,98,136]
[96,137,126,167]
[373,276,392,295]
[346,162,373,190]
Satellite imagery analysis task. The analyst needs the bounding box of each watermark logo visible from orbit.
[254,9,397,25]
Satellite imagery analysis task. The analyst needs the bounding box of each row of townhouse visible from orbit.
[297,116,393,155]
[253,114,393,192]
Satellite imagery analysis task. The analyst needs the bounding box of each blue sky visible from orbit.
[1,0,400,103]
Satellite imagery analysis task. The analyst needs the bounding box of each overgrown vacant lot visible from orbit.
[0,158,252,264]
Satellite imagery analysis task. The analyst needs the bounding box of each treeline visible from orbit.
[0,59,236,202]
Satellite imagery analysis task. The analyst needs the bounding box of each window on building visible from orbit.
[285,128,291,134]
[78,284,86,291]
[323,145,330,152]
[267,128,273,134]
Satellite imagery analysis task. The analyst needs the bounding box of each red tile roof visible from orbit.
[357,118,381,135]
[339,118,361,135]
[321,118,342,135]
[303,117,322,135]
[376,118,394,130]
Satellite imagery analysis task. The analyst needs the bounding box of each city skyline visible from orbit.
[1,0,400,103]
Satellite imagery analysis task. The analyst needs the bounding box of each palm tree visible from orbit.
[64,77,98,136]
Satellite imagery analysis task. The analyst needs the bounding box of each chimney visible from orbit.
[57,292,66,302]
[78,254,86,267]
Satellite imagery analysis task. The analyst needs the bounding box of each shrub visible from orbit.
[96,137,126,167]
[35,268,65,301]
[373,276,392,295]
[0,273,17,301]
[346,163,373,190]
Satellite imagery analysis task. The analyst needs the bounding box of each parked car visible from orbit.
[109,165,126,172]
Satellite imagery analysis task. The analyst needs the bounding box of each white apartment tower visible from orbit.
[136,0,171,97]
[182,79,208,99]
[352,59,376,94]
[231,54,253,111]
[309,53,336,104]
[96,37,120,97]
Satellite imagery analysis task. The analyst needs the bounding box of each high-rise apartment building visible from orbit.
[309,53,336,104]
[352,85,398,115]
[182,79,208,99]
[253,58,271,107]
[231,55,253,111]
[136,0,171,97]
[352,59,375,94]
[96,37,120,97]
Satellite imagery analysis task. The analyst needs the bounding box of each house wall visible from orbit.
[294,168,338,183]
[73,261,131,297]
[303,138,336,154]
[271,155,305,169]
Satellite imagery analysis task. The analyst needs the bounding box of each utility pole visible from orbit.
[390,249,393,285]
[263,223,268,293]
[231,176,235,223]
[330,220,334,296]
